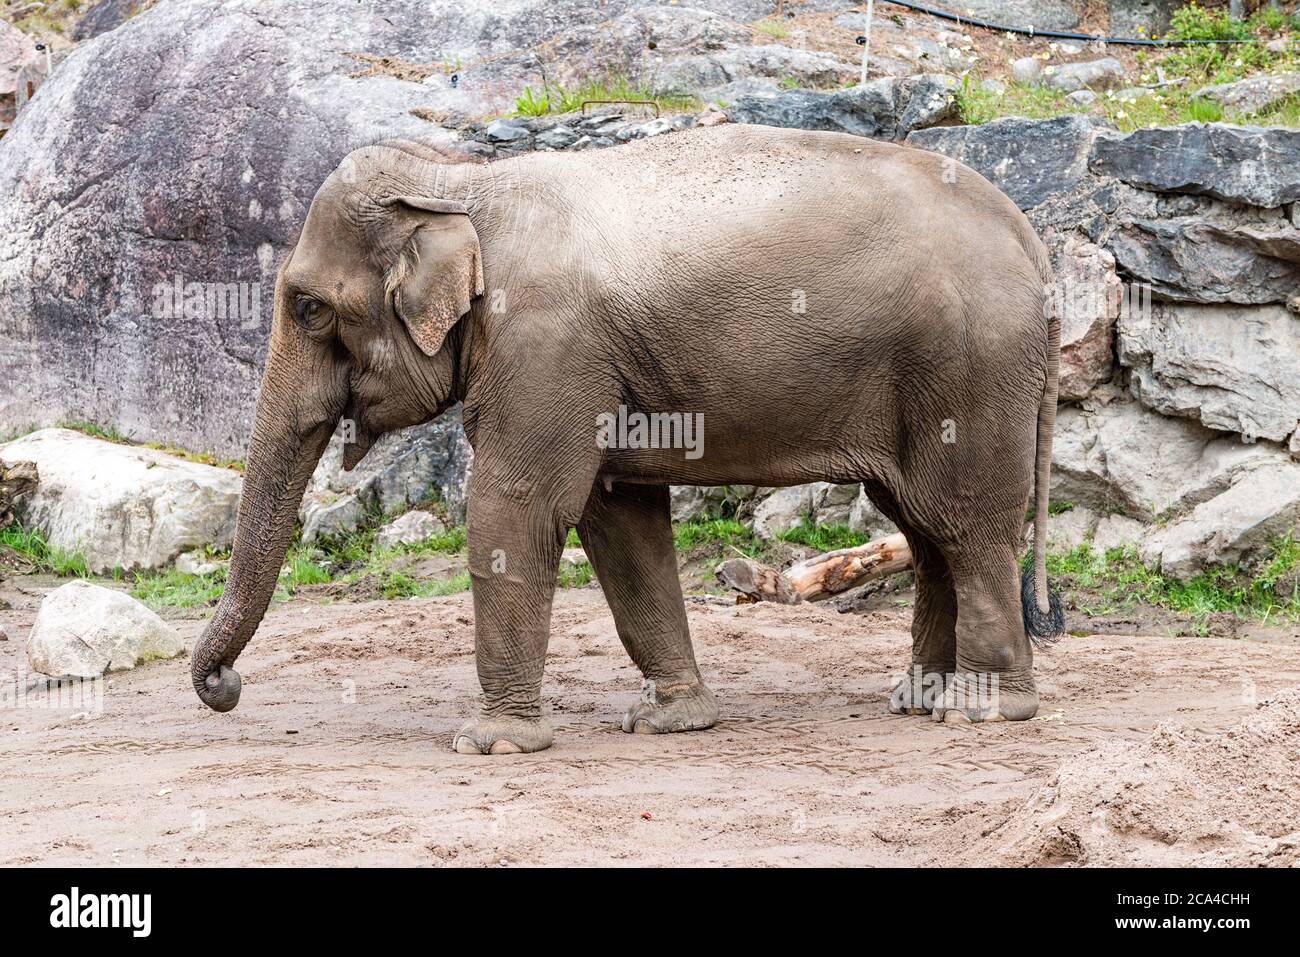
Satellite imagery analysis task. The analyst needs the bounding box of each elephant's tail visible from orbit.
[1023,282,1065,648]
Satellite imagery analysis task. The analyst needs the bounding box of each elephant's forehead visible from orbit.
[284,210,375,307]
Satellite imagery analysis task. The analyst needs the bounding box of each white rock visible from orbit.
[27,581,186,677]
[813,483,860,527]
[1119,302,1300,445]
[1090,514,1147,557]
[1053,236,1121,400]
[0,429,241,574]
[1011,57,1041,83]
[1066,89,1097,106]
[174,550,226,576]
[1051,397,1284,522]
[1143,463,1300,580]
[560,547,589,568]
[373,510,445,551]
[750,484,824,540]
[848,487,898,539]
[1042,58,1125,92]
[1046,505,1098,552]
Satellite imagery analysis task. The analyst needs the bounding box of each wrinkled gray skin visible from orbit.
[191,124,1061,754]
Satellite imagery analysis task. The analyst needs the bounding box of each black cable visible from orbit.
[856,0,1278,47]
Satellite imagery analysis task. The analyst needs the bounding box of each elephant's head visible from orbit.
[191,143,484,712]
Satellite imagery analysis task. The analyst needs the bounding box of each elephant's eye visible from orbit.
[293,296,329,330]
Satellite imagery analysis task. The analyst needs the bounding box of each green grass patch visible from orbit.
[753,19,789,39]
[131,568,226,609]
[1042,534,1300,627]
[777,520,866,553]
[0,526,90,577]
[672,517,762,557]
[513,74,701,118]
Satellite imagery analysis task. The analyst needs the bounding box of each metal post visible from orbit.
[859,0,875,86]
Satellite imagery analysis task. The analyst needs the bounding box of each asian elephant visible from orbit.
[190,123,1063,754]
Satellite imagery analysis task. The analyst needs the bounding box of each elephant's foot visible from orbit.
[453,714,554,755]
[929,672,1038,724]
[887,665,954,715]
[622,677,718,734]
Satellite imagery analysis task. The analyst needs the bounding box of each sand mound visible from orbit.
[978,688,1300,867]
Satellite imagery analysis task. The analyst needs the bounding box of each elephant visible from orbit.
[190,123,1063,754]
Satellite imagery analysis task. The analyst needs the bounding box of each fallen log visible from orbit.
[0,459,40,529]
[716,532,912,604]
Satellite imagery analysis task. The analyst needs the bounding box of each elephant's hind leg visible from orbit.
[864,482,958,715]
[577,482,718,735]
[936,538,1040,723]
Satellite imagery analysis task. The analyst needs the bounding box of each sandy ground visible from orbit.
[3,579,1300,867]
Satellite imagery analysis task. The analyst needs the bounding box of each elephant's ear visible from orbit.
[383,196,484,357]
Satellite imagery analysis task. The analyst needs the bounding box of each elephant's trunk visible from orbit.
[191,344,341,713]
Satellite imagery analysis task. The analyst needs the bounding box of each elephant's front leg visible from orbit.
[452,480,569,755]
[577,482,718,734]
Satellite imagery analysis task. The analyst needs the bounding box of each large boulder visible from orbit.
[1198,73,1300,119]
[727,74,957,141]
[1090,125,1300,208]
[1041,58,1126,93]
[299,413,471,541]
[1118,302,1300,444]
[1051,236,1121,400]
[1050,396,1284,523]
[0,428,241,574]
[1143,461,1300,579]
[906,115,1109,211]
[27,580,187,677]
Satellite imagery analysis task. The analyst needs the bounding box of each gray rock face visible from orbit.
[1050,396,1283,522]
[1104,200,1300,305]
[1051,236,1121,400]
[1090,125,1300,208]
[0,0,465,459]
[374,510,446,552]
[750,485,820,540]
[1198,73,1300,118]
[1041,58,1126,93]
[71,0,148,41]
[728,74,957,141]
[0,428,242,573]
[27,581,186,678]
[300,412,471,542]
[906,115,1108,210]
[1144,462,1300,579]
[1118,302,1300,444]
